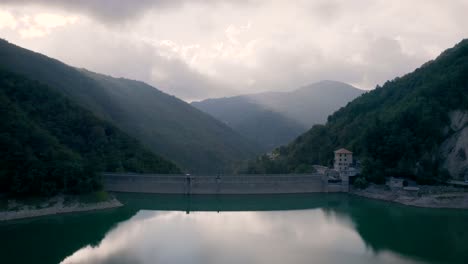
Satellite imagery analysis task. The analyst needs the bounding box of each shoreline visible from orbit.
[2,184,467,222]
[349,184,468,209]
[0,195,123,222]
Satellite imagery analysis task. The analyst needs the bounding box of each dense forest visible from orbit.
[0,39,258,173]
[245,40,468,184]
[0,70,180,196]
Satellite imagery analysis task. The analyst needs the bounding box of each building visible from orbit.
[334,148,353,172]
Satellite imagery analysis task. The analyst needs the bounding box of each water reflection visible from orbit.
[2,194,467,264]
[61,209,422,264]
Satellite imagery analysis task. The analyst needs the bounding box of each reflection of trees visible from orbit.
[331,196,468,264]
[1,207,137,264]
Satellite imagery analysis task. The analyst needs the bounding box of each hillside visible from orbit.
[0,70,180,196]
[0,39,259,173]
[192,81,363,150]
[245,40,468,183]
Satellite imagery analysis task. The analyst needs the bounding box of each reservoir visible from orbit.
[1,193,467,264]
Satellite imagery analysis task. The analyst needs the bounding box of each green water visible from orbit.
[1,193,467,264]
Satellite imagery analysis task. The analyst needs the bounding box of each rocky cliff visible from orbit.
[440,111,468,180]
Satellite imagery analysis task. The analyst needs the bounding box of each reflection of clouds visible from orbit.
[61,210,422,264]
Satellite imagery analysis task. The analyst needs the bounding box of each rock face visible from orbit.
[440,111,468,180]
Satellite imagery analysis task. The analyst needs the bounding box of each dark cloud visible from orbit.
[308,0,342,21]
[0,0,183,22]
[360,37,425,87]
[0,0,251,23]
[149,57,237,100]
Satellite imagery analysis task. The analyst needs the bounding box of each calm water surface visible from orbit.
[1,193,468,264]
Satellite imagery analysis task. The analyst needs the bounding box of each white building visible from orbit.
[334,148,353,172]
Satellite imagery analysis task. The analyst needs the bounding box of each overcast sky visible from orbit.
[0,0,467,101]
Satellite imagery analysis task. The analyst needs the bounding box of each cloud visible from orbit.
[0,0,467,100]
[0,18,233,100]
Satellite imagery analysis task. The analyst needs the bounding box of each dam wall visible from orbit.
[102,173,348,194]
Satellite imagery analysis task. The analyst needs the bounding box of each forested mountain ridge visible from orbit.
[0,70,180,196]
[192,81,364,151]
[245,40,468,183]
[0,39,259,173]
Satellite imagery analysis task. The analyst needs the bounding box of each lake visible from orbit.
[1,193,467,264]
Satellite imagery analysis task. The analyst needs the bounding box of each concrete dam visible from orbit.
[102,173,348,194]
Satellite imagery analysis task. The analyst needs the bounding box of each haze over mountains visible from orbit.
[193,81,364,151]
[0,39,258,173]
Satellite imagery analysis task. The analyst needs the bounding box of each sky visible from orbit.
[0,0,467,101]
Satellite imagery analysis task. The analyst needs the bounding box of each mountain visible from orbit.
[192,97,306,151]
[248,80,366,126]
[0,39,259,173]
[245,40,468,183]
[192,81,364,151]
[0,70,180,196]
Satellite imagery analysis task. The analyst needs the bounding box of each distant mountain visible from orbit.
[0,39,258,173]
[0,70,180,196]
[192,97,306,152]
[245,40,468,183]
[248,81,366,126]
[192,80,364,151]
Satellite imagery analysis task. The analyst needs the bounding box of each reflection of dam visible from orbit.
[115,192,349,212]
[102,173,348,194]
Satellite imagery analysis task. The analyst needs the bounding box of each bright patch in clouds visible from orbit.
[0,10,17,29]
[19,13,78,38]
[0,9,78,38]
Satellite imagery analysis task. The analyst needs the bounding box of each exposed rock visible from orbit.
[0,195,123,222]
[439,110,468,180]
[449,110,468,131]
[351,183,468,209]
